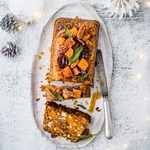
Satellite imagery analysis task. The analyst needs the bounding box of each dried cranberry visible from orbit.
[72,38,82,50]
[84,87,90,97]
[80,50,89,59]
[96,107,102,112]
[51,134,57,138]
[77,39,85,45]
[82,128,89,135]
[74,43,80,49]
[57,55,68,68]
[95,60,97,66]
[73,37,85,46]
[58,24,64,30]
[80,70,87,76]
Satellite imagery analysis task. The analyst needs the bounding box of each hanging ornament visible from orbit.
[109,0,140,19]
[0,13,32,33]
[1,41,20,57]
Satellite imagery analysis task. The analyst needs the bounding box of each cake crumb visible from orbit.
[35,98,40,101]
[96,107,102,112]
[36,51,44,60]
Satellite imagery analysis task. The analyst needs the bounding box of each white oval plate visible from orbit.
[31,2,113,148]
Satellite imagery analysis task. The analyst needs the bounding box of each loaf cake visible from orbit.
[41,84,90,101]
[50,17,100,85]
[43,101,91,142]
[42,17,101,142]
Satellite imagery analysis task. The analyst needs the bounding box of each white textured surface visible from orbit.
[0,0,150,150]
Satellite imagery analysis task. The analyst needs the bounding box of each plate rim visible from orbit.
[31,2,113,148]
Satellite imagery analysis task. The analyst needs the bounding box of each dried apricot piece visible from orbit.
[62,66,73,78]
[65,38,75,48]
[65,48,74,58]
[73,89,81,98]
[77,58,89,71]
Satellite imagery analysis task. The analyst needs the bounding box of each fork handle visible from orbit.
[103,97,113,139]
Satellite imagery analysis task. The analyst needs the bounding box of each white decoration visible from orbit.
[109,0,140,19]
[144,0,150,8]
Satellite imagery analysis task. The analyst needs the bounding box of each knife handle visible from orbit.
[103,97,113,139]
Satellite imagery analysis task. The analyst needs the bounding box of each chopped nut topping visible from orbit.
[62,88,73,99]
[73,67,80,75]
[77,23,86,39]
[65,48,74,58]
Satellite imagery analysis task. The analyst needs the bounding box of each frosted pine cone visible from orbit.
[1,42,20,57]
[0,14,21,32]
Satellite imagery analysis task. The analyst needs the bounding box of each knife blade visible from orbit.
[96,49,113,139]
[96,50,108,97]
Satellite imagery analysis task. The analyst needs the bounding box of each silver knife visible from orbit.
[96,49,113,139]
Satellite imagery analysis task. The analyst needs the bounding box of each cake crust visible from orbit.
[43,101,91,142]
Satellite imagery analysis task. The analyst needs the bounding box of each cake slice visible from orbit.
[43,101,91,142]
[50,17,100,85]
[41,84,90,101]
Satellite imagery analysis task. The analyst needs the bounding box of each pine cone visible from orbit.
[0,14,20,32]
[1,42,20,57]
